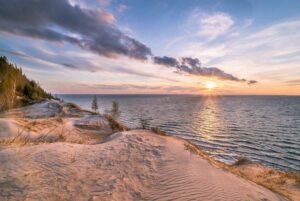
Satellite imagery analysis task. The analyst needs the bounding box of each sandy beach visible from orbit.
[0,100,298,201]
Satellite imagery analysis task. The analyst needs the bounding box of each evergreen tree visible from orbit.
[111,101,119,116]
[91,95,99,114]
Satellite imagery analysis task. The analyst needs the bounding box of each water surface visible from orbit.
[58,94,300,171]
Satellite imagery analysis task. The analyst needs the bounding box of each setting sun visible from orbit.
[205,81,217,89]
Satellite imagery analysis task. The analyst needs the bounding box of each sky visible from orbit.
[0,0,300,95]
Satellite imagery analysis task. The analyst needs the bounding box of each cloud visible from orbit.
[0,1,261,87]
[247,80,257,85]
[285,79,300,86]
[181,18,300,77]
[168,15,300,88]
[97,0,112,7]
[117,4,129,14]
[0,48,69,69]
[0,0,151,60]
[0,46,182,83]
[84,84,162,90]
[72,83,198,93]
[181,57,201,68]
[166,11,236,52]
[0,48,30,58]
[153,56,256,83]
[153,56,179,67]
[188,11,234,40]
[83,9,116,24]
[61,63,79,69]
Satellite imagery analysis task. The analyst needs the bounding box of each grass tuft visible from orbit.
[0,126,66,146]
[0,133,65,146]
[150,127,167,136]
[66,102,82,110]
[232,157,253,166]
[104,114,129,132]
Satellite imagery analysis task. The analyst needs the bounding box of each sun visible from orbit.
[205,81,217,89]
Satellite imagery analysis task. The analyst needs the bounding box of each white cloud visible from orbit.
[166,11,235,50]
[188,10,234,40]
[117,4,129,14]
[199,13,234,37]
[97,0,112,7]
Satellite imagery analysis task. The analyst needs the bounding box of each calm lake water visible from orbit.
[58,94,300,171]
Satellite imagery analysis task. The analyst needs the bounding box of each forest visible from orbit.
[0,56,53,111]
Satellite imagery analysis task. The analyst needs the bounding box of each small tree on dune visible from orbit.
[91,95,99,114]
[111,101,119,117]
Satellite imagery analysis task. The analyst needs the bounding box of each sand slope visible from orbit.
[0,130,287,201]
[144,133,290,201]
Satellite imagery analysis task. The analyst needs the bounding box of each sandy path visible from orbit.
[0,130,287,201]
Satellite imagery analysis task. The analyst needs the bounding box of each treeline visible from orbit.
[0,56,53,111]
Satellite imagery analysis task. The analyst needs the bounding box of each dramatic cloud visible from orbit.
[153,56,179,67]
[0,0,151,60]
[0,0,259,86]
[153,56,257,83]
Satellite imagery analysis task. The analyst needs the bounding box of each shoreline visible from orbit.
[0,99,299,200]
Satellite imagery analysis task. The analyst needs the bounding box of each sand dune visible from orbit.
[0,100,114,145]
[0,130,288,201]
[142,131,288,201]
[0,100,296,200]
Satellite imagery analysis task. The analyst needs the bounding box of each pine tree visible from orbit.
[91,95,98,114]
[111,101,119,116]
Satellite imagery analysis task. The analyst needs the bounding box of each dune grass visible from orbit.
[104,114,129,132]
[150,127,167,136]
[0,126,66,146]
[0,132,65,146]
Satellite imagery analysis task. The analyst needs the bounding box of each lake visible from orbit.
[58,94,300,171]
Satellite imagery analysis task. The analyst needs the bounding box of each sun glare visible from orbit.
[205,81,217,89]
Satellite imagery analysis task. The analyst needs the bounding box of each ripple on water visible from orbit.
[58,95,300,172]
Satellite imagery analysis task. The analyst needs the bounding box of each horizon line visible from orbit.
[54,93,300,97]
